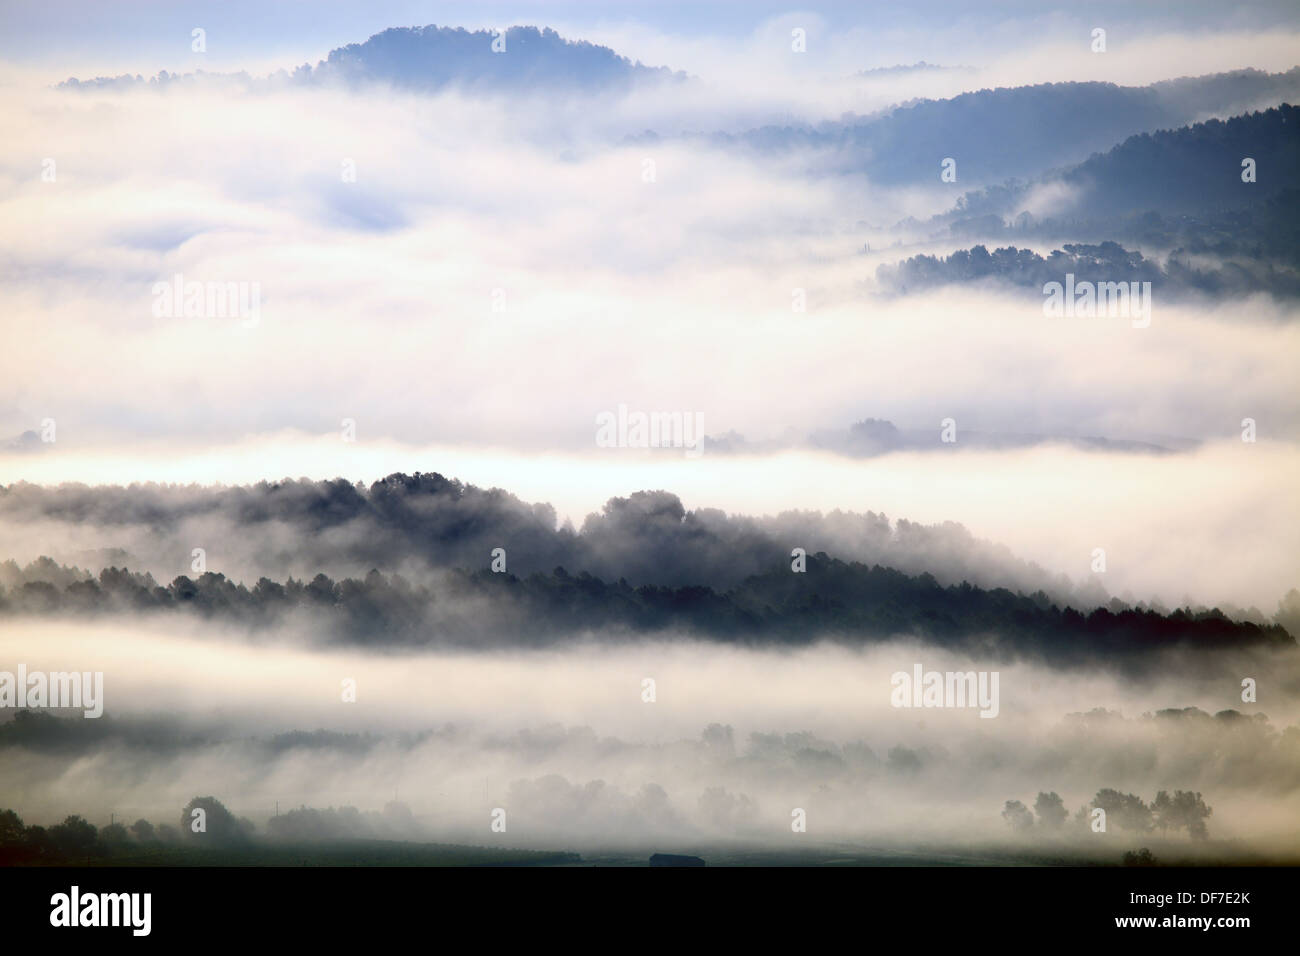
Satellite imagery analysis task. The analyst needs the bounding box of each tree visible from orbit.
[1001,799,1034,831]
[129,818,156,842]
[49,815,98,858]
[1151,790,1172,831]
[1034,791,1068,828]
[1122,847,1157,866]
[0,809,24,846]
[99,822,129,846]
[181,796,253,845]
[1152,790,1212,839]
[1275,587,1300,636]
[21,825,54,860]
[1092,789,1152,832]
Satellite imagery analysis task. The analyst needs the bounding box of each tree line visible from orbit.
[0,553,1291,663]
[1002,788,1213,839]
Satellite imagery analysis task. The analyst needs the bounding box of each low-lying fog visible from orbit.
[3,617,1296,856]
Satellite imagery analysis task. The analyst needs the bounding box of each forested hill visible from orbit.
[876,236,1300,299]
[2,553,1291,668]
[0,474,1090,601]
[60,25,685,94]
[719,72,1300,186]
[947,105,1300,222]
[1058,104,1300,216]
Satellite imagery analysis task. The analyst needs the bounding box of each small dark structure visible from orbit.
[649,853,705,867]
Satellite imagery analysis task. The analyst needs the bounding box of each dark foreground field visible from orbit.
[9,838,1297,868]
[6,840,579,867]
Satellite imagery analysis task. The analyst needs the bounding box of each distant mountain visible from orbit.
[1059,104,1300,216]
[884,106,1300,299]
[707,417,1181,457]
[855,61,968,77]
[718,69,1300,186]
[60,24,686,95]
[947,104,1300,220]
[303,25,686,92]
[876,237,1300,300]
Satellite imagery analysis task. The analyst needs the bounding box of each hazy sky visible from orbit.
[4,0,1300,82]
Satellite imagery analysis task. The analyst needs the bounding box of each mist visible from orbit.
[4,437,1297,613]
[2,616,1296,857]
